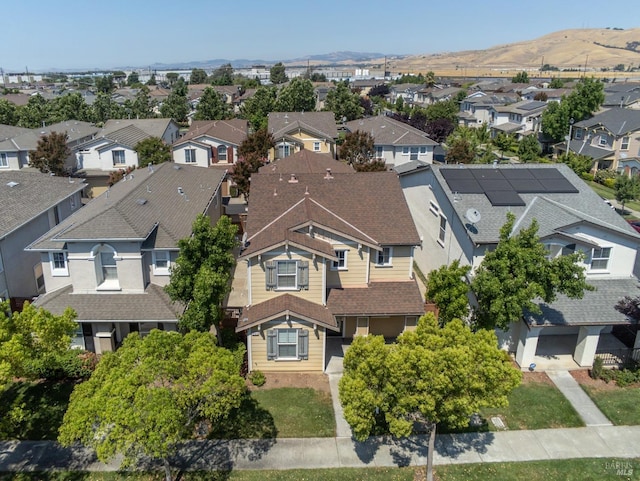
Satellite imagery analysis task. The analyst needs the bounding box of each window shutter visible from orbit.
[265,261,276,290]
[267,330,277,360]
[227,146,234,163]
[297,260,309,290]
[298,329,309,360]
[211,145,218,163]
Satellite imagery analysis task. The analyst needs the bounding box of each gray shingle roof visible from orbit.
[567,140,612,160]
[101,118,175,139]
[0,171,85,238]
[0,121,98,152]
[344,116,437,147]
[27,163,226,250]
[574,107,640,136]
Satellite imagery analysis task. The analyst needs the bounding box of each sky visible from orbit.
[3,0,639,72]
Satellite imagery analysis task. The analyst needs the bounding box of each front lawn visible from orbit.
[589,181,640,213]
[581,384,640,425]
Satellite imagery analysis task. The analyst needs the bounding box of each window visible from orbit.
[112,150,125,165]
[185,148,196,163]
[375,146,383,158]
[376,247,392,266]
[591,247,611,270]
[50,252,68,276]
[313,141,321,152]
[267,328,308,360]
[410,147,419,160]
[217,145,227,162]
[439,215,447,244]
[402,146,409,155]
[70,195,76,210]
[94,245,119,289]
[599,134,609,147]
[419,146,427,154]
[266,260,308,290]
[153,251,171,275]
[621,136,630,151]
[0,153,7,168]
[331,250,347,270]
[276,260,297,289]
[575,129,583,140]
[277,144,290,158]
[101,251,117,280]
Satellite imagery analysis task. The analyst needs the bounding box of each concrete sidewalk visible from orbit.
[1,426,640,472]
[547,370,612,427]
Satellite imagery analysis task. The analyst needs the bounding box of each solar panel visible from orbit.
[485,190,526,206]
[508,179,546,193]
[530,168,564,180]
[502,169,534,180]
[540,178,579,193]
[477,179,513,191]
[471,169,504,180]
[441,168,474,180]
[445,178,484,194]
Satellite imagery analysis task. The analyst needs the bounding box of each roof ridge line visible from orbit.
[511,196,539,236]
[308,198,378,244]
[247,197,307,242]
[540,196,635,235]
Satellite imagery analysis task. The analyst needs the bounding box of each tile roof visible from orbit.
[0,171,86,238]
[526,278,639,327]
[258,150,353,174]
[327,281,425,316]
[34,284,183,321]
[344,116,438,147]
[236,293,338,332]
[174,119,248,147]
[27,163,226,250]
[268,112,338,140]
[574,107,640,136]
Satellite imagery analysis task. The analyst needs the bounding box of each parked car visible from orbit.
[627,220,640,233]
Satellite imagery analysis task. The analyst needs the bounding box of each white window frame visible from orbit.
[277,143,290,158]
[575,129,583,140]
[70,195,76,210]
[419,146,427,154]
[93,245,120,290]
[112,149,126,165]
[0,153,8,168]
[438,215,447,244]
[217,145,227,162]
[599,134,608,147]
[276,328,298,360]
[402,146,409,155]
[621,136,630,151]
[185,148,197,163]
[429,200,440,217]
[152,250,171,275]
[276,260,297,290]
[50,251,69,276]
[331,250,348,270]
[313,141,321,152]
[375,247,393,267]
[375,146,383,158]
[410,146,419,160]
[590,247,611,271]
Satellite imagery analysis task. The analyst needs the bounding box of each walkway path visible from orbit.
[547,370,612,427]
[325,338,351,438]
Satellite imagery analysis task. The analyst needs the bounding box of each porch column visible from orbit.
[515,323,540,368]
[573,325,604,367]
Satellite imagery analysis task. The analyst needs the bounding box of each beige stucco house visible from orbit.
[267,111,338,161]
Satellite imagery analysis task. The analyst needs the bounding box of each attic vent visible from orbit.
[6,181,19,188]
[178,187,184,195]
[136,198,148,205]
[324,168,333,180]
[288,174,298,183]
[173,165,181,170]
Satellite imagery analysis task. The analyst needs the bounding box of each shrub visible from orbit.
[604,178,616,189]
[248,370,266,387]
[580,172,595,182]
[590,357,604,379]
[26,350,97,381]
[594,168,617,185]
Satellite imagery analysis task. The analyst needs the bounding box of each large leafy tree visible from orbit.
[492,132,517,159]
[194,87,232,121]
[339,314,521,481]
[511,71,529,83]
[49,92,92,123]
[516,134,542,163]
[17,93,51,128]
[92,93,125,123]
[324,81,363,122]
[95,75,115,94]
[472,212,593,330]
[0,301,78,389]
[59,330,246,481]
[445,137,475,164]
[425,99,459,123]
[160,79,189,123]
[563,151,594,177]
[614,174,640,214]
[0,98,18,125]
[134,137,171,167]
[189,68,208,85]
[270,62,288,85]
[127,71,140,86]
[425,260,471,325]
[29,131,71,175]
[230,153,265,201]
[425,118,454,143]
[210,63,234,86]
[340,130,385,172]
[274,78,316,113]
[132,85,155,119]
[165,215,237,333]
[238,128,274,160]
[239,86,277,130]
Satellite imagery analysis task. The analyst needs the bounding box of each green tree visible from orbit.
[0,301,78,389]
[95,75,115,94]
[49,92,91,123]
[425,260,471,325]
[92,92,124,123]
[190,68,208,85]
[0,98,18,125]
[324,81,363,122]
[239,86,277,131]
[131,85,155,119]
[425,99,459,123]
[165,72,179,86]
[160,79,189,123]
[511,71,529,83]
[210,63,234,86]
[112,71,127,88]
[339,130,381,171]
[274,77,316,112]
[127,71,140,86]
[339,314,521,481]
[59,330,246,481]
[445,137,475,164]
[146,74,157,86]
[563,151,593,177]
[29,131,71,175]
[230,153,265,201]
[472,213,593,330]
[549,77,564,88]
[425,71,436,87]
[238,128,274,160]
[541,100,570,142]
[165,215,237,333]
[17,93,51,128]
[517,134,542,163]
[492,132,517,159]
[134,137,171,167]
[194,87,232,121]
[614,174,640,214]
[270,62,288,85]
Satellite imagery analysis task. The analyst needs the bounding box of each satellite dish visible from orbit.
[465,208,481,224]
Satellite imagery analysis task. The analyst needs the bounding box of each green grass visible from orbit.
[0,381,75,440]
[480,382,584,430]
[589,181,640,213]
[581,384,640,425]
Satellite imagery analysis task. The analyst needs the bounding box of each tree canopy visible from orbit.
[614,174,640,214]
[339,130,386,172]
[239,86,277,131]
[274,78,316,113]
[165,215,237,333]
[339,314,521,481]
[269,62,288,85]
[189,68,208,85]
[324,81,363,122]
[238,128,274,160]
[511,71,529,83]
[134,137,171,167]
[194,87,232,121]
[445,137,475,164]
[29,131,71,175]
[160,79,189,123]
[516,134,542,163]
[132,86,156,119]
[210,63,234,86]
[59,330,246,481]
[425,260,471,326]
[471,212,594,330]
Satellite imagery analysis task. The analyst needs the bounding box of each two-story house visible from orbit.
[344,116,438,168]
[229,167,424,373]
[457,93,519,127]
[27,163,226,353]
[268,112,338,161]
[0,171,84,308]
[399,163,640,370]
[488,100,547,139]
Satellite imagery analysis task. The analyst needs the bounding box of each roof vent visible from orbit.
[178,187,184,195]
[173,165,181,170]
[324,168,333,180]
[288,174,298,183]
[136,198,148,205]
[6,181,19,188]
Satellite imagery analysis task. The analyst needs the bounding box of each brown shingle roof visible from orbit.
[327,281,425,316]
[344,116,437,147]
[268,112,338,140]
[236,293,338,332]
[258,150,353,174]
[175,119,248,147]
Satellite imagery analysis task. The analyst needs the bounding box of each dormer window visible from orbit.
[50,251,69,276]
[375,247,392,267]
[93,245,120,290]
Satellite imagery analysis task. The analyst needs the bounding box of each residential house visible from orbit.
[268,112,338,161]
[0,121,98,172]
[27,163,226,353]
[520,88,573,103]
[457,93,519,127]
[258,150,353,174]
[488,100,547,139]
[561,108,640,173]
[228,168,424,372]
[0,171,84,308]
[603,83,640,110]
[399,162,640,370]
[415,86,463,106]
[388,83,424,106]
[344,116,438,167]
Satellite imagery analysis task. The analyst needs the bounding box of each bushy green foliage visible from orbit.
[425,260,471,325]
[594,168,618,185]
[26,350,96,381]
[590,358,640,386]
[134,137,171,167]
[249,370,266,387]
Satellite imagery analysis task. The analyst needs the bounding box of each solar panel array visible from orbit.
[441,168,578,206]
